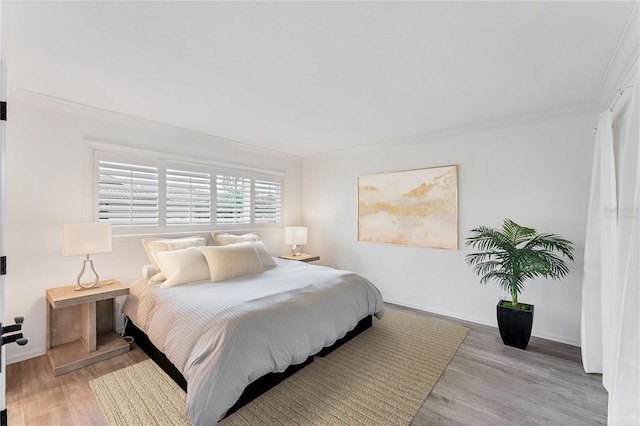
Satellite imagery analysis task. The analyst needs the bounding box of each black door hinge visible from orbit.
[0,256,6,275]
[0,101,6,121]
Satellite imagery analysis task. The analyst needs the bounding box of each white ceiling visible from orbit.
[6,1,638,157]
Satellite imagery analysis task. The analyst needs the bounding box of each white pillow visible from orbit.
[153,247,211,288]
[200,242,264,283]
[252,241,277,268]
[142,235,209,278]
[212,232,259,246]
[149,273,166,284]
[142,264,157,279]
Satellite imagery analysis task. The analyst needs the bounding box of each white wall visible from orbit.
[3,97,597,365]
[303,113,597,345]
[4,97,302,363]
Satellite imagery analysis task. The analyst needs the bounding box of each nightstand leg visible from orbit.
[81,302,97,352]
[45,300,51,350]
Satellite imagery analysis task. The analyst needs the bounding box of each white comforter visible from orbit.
[122,258,384,425]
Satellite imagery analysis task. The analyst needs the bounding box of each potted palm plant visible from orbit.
[465,218,574,349]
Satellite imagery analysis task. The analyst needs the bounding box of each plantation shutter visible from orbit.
[166,166,211,225]
[93,147,283,231]
[98,160,159,226]
[254,178,282,223]
[216,174,252,224]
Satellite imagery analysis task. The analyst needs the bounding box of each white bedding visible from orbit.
[122,257,384,425]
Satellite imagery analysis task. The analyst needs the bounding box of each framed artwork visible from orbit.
[358,165,458,250]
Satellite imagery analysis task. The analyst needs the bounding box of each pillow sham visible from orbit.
[200,242,264,283]
[212,232,259,246]
[252,241,277,268]
[153,247,210,288]
[142,235,209,276]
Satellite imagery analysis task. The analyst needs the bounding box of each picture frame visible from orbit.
[358,165,458,250]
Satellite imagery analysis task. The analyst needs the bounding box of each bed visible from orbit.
[122,239,384,425]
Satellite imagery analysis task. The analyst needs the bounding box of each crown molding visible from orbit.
[304,100,602,162]
[7,88,302,161]
[596,2,640,107]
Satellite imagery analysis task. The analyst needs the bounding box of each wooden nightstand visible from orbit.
[278,253,320,263]
[46,279,130,376]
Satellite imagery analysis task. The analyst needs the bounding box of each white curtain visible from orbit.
[581,69,639,425]
[608,74,639,426]
[581,111,616,376]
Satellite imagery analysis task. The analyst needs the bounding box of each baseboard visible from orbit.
[528,329,580,347]
[384,297,497,327]
[384,297,580,347]
[6,346,45,365]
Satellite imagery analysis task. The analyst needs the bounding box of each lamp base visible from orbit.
[74,257,101,291]
[291,244,303,256]
[74,284,101,291]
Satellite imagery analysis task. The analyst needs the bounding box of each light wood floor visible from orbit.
[6,305,607,425]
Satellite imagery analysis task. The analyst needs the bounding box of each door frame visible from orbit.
[0,0,8,423]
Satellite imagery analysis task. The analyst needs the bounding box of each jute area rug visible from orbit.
[90,308,469,425]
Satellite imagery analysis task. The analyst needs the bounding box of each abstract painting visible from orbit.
[358,165,458,250]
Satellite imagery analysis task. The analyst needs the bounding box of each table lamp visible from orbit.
[62,222,112,290]
[285,226,307,256]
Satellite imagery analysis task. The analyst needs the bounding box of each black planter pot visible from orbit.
[496,301,534,350]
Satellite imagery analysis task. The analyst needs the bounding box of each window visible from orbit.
[93,148,283,232]
[98,160,159,226]
[254,178,282,223]
[166,167,211,226]
[216,174,251,225]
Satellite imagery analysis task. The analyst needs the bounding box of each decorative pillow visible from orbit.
[252,241,277,268]
[212,232,259,246]
[153,247,211,288]
[142,235,209,276]
[149,273,166,284]
[143,265,167,285]
[142,264,157,279]
[200,242,264,283]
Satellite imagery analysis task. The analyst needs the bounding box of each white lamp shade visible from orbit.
[284,227,307,246]
[62,223,112,256]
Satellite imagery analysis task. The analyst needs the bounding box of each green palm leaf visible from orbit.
[465,218,575,308]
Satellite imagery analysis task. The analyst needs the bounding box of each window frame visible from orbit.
[165,161,213,227]
[254,175,283,224]
[215,169,253,226]
[90,142,284,236]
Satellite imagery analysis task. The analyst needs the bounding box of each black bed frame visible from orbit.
[124,315,372,417]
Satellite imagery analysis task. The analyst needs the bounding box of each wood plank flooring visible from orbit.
[6,305,607,425]
[403,305,608,425]
[6,346,148,425]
